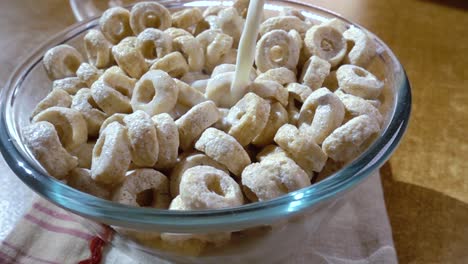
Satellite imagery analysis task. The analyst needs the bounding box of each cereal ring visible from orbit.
[279,8,306,21]
[366,99,381,109]
[123,111,159,167]
[172,8,203,30]
[304,24,347,67]
[100,66,136,98]
[152,114,179,170]
[168,103,191,120]
[248,80,288,106]
[286,97,300,126]
[287,83,313,103]
[211,63,256,80]
[203,6,223,17]
[255,67,297,85]
[256,144,288,162]
[112,169,170,208]
[23,121,78,179]
[259,16,308,36]
[31,89,72,118]
[173,35,205,72]
[255,30,301,73]
[112,37,148,78]
[206,33,234,73]
[322,70,339,91]
[241,156,310,202]
[194,128,251,177]
[175,101,220,151]
[165,27,193,40]
[274,124,327,177]
[322,115,380,162]
[322,18,348,33]
[173,79,207,107]
[76,63,103,87]
[83,29,114,68]
[193,19,211,36]
[131,70,179,116]
[233,0,249,17]
[91,122,131,185]
[300,55,331,90]
[343,26,377,67]
[212,7,244,47]
[212,108,230,131]
[252,102,289,147]
[43,45,83,80]
[136,28,172,60]
[130,2,171,34]
[219,48,238,65]
[170,152,228,197]
[52,77,86,95]
[99,113,126,134]
[69,141,95,169]
[225,93,270,146]
[91,80,132,115]
[149,51,189,78]
[71,88,108,137]
[191,79,210,94]
[32,106,88,150]
[99,7,133,44]
[180,166,243,209]
[298,88,345,144]
[67,168,110,199]
[205,72,238,108]
[335,90,383,126]
[180,71,210,84]
[336,64,383,99]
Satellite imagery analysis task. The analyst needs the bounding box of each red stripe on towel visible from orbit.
[24,214,94,241]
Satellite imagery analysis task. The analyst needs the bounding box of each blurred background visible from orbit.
[0,0,467,263]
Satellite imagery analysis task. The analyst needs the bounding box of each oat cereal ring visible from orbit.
[205,33,234,73]
[274,124,327,177]
[212,7,244,47]
[343,26,377,67]
[76,63,103,87]
[150,51,189,78]
[175,101,220,151]
[219,48,238,65]
[173,79,207,107]
[32,106,88,151]
[226,93,271,146]
[336,64,383,99]
[241,156,310,202]
[52,77,86,95]
[255,30,301,73]
[131,70,179,116]
[129,2,171,34]
[170,152,228,197]
[100,66,136,98]
[180,72,209,84]
[173,35,205,72]
[71,88,108,137]
[43,45,83,80]
[136,28,172,60]
[190,79,210,93]
[248,80,288,106]
[165,27,193,40]
[91,80,132,115]
[195,128,251,177]
[304,24,347,67]
[212,108,230,132]
[287,83,312,103]
[203,6,223,17]
[279,8,306,21]
[298,88,345,144]
[152,113,179,170]
[205,72,238,108]
[91,122,131,185]
[211,63,256,80]
[112,169,170,208]
[233,0,249,17]
[69,141,95,169]
[180,166,244,209]
[172,8,203,31]
[252,102,289,147]
[286,97,300,126]
[112,37,148,79]
[168,103,191,120]
[99,7,133,44]
[23,121,78,179]
[67,168,110,199]
[300,55,331,90]
[99,113,126,134]
[256,144,288,162]
[259,16,308,36]
[335,90,383,126]
[31,89,72,118]
[366,99,381,108]
[322,115,380,162]
[123,110,159,167]
[322,18,348,34]
[255,67,297,86]
[83,29,114,68]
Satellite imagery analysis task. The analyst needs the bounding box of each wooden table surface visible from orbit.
[0,1,467,263]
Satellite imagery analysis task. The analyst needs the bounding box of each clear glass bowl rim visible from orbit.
[0,0,411,232]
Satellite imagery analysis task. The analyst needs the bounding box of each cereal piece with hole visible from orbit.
[255,67,297,86]
[43,45,83,80]
[71,88,108,137]
[67,168,110,199]
[259,16,308,36]
[300,55,331,90]
[286,97,300,126]
[99,113,127,134]
[173,35,205,72]
[152,113,179,170]
[91,79,132,115]
[304,24,347,67]
[150,52,189,78]
[336,64,383,99]
[173,79,207,107]
[69,141,95,169]
[100,66,136,98]
[335,90,383,126]
[205,72,238,108]
[248,80,288,106]
[99,7,133,44]
[287,83,313,103]
[129,2,171,34]
[343,26,377,67]
[31,89,72,118]
[83,29,114,69]
[252,102,289,147]
[112,37,148,79]
[172,8,203,31]
[52,77,86,95]
[76,63,103,87]
[211,7,244,47]
[136,28,172,62]
[256,144,288,162]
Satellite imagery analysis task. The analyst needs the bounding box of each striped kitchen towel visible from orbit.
[0,199,111,264]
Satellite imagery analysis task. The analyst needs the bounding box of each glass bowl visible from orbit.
[0,1,411,263]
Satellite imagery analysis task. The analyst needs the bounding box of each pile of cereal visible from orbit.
[23,0,384,251]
